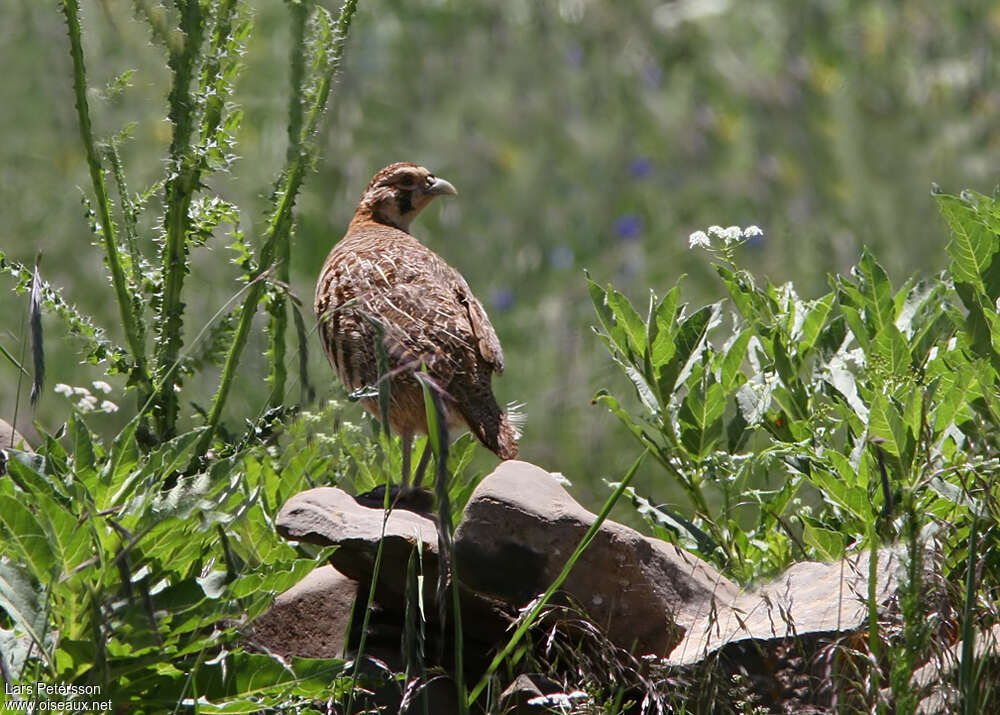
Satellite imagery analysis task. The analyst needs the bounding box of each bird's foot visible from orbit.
[353,484,434,514]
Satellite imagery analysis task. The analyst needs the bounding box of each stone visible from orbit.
[274,485,514,663]
[668,547,899,665]
[248,565,357,658]
[453,460,739,657]
[0,418,30,451]
[275,486,440,599]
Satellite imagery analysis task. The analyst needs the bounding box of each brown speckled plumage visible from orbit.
[315,163,518,486]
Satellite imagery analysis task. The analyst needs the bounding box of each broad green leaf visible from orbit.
[840,302,870,351]
[69,411,96,476]
[101,416,140,485]
[868,393,906,461]
[939,193,997,297]
[659,302,721,397]
[797,292,835,357]
[0,494,55,580]
[857,248,895,335]
[720,329,752,393]
[606,287,646,357]
[678,381,725,458]
[649,284,681,367]
[0,561,51,669]
[588,278,629,358]
[801,520,845,561]
[872,323,912,376]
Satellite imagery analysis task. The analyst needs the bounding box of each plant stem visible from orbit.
[60,0,150,398]
[193,0,359,459]
[266,0,309,408]
[154,0,204,439]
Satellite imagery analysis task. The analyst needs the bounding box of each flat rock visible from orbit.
[276,486,439,597]
[248,565,357,658]
[454,460,739,657]
[275,485,513,651]
[668,547,899,665]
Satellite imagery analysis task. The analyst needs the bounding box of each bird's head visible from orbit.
[353,162,458,232]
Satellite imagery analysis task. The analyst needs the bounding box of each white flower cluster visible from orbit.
[54,381,118,414]
[688,224,764,248]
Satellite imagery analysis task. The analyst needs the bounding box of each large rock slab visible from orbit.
[668,547,899,665]
[275,485,513,652]
[248,565,357,658]
[454,460,739,656]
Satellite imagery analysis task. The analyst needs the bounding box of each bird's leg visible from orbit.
[411,441,433,489]
[400,432,412,491]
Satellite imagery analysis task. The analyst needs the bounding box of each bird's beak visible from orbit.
[426,177,458,196]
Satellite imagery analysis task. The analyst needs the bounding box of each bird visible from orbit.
[314,162,518,492]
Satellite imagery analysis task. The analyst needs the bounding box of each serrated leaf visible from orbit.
[797,292,835,356]
[939,193,997,297]
[801,520,845,561]
[0,494,54,580]
[872,323,912,376]
[720,329,751,393]
[869,392,906,459]
[857,248,895,335]
[678,381,725,458]
[649,284,681,367]
[606,287,646,358]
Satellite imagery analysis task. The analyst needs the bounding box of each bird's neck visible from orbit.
[350,204,415,233]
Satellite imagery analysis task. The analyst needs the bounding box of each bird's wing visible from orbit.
[453,281,504,375]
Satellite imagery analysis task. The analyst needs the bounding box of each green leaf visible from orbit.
[0,494,55,580]
[649,284,681,367]
[801,520,845,561]
[588,278,629,358]
[939,193,997,297]
[872,323,912,376]
[720,329,752,393]
[658,302,720,397]
[0,561,51,669]
[868,392,906,460]
[796,292,835,357]
[678,380,725,458]
[857,248,896,335]
[606,287,646,357]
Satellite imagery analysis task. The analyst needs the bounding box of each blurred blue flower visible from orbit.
[642,62,662,89]
[549,244,575,269]
[628,157,653,179]
[491,286,515,312]
[565,45,584,68]
[614,214,643,241]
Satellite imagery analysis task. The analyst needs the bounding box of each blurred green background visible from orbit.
[2,0,998,511]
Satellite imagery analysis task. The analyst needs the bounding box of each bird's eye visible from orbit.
[396,174,419,190]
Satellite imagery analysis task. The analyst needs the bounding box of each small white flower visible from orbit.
[688,230,711,248]
[92,380,112,394]
[78,395,99,411]
[743,225,764,237]
[73,386,92,397]
[54,383,73,396]
[707,225,725,237]
[100,400,119,413]
[723,225,742,244]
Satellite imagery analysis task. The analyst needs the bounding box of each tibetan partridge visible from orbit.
[315,162,518,489]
